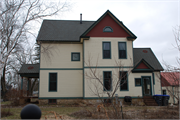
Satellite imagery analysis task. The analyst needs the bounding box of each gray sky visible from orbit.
[41,0,180,69]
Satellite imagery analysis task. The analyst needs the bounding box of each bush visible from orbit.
[5,89,27,106]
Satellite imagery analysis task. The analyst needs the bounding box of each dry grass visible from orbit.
[70,105,179,119]
[1,102,179,119]
[1,106,82,119]
[1,108,13,118]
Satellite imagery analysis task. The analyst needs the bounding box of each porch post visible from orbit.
[27,78,29,96]
[21,77,23,96]
[21,77,23,90]
[29,79,31,96]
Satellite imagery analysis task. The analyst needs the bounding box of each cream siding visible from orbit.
[39,70,83,98]
[153,72,162,95]
[84,68,156,98]
[40,43,82,68]
[84,37,133,67]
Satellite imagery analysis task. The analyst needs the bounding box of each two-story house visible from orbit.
[34,10,163,104]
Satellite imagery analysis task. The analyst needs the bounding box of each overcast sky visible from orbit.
[40,0,180,69]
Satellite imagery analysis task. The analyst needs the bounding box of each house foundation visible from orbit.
[38,98,145,106]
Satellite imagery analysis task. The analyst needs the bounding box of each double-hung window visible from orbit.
[120,71,128,91]
[103,42,111,59]
[49,73,57,92]
[118,42,127,59]
[103,71,112,91]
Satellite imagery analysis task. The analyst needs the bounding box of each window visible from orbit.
[49,73,57,92]
[163,90,166,95]
[135,78,141,86]
[103,71,112,91]
[120,71,128,91]
[103,42,111,59]
[71,52,80,61]
[49,99,57,104]
[103,26,113,32]
[118,42,127,59]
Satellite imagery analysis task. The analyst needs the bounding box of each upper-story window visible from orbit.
[103,26,113,32]
[71,52,80,61]
[103,42,111,59]
[118,42,127,59]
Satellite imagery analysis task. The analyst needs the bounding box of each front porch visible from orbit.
[18,64,39,99]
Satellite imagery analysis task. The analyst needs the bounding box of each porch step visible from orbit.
[143,96,158,106]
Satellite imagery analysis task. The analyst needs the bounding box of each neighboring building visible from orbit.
[20,10,164,104]
[161,72,180,104]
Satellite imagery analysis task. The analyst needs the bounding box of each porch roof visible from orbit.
[18,64,39,78]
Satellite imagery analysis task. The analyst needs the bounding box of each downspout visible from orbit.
[38,44,41,98]
[152,73,155,95]
[83,39,84,98]
[160,73,162,95]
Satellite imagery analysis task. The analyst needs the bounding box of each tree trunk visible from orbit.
[1,66,7,99]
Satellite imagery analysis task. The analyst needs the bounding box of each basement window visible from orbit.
[163,90,166,95]
[49,99,57,104]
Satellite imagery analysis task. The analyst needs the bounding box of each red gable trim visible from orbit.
[81,10,137,40]
[136,62,149,69]
[86,14,131,37]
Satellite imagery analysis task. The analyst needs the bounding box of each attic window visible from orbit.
[143,50,148,53]
[103,26,113,32]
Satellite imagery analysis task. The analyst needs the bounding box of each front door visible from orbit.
[142,76,152,96]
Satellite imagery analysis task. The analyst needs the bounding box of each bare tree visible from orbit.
[0,0,70,94]
[159,26,180,104]
[84,54,133,118]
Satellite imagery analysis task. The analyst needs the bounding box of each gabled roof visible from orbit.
[37,20,94,42]
[161,72,180,86]
[133,48,163,71]
[81,10,137,40]
[37,10,137,42]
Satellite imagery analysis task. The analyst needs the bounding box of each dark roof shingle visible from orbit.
[37,20,95,41]
[18,64,40,74]
[133,48,163,71]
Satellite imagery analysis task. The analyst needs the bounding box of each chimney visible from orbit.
[80,13,82,24]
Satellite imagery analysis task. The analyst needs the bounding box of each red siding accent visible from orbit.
[136,62,149,69]
[86,14,131,37]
